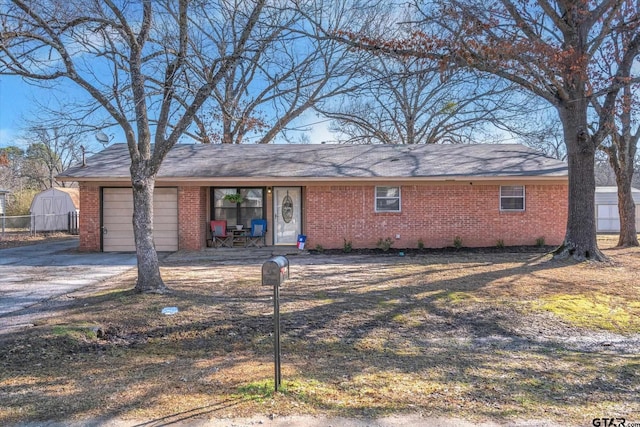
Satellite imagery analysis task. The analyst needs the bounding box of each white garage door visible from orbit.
[102,188,178,252]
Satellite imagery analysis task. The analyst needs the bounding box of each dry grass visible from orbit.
[1,235,640,425]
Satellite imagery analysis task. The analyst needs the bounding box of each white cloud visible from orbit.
[307,119,335,144]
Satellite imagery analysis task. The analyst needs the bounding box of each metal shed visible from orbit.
[595,186,640,232]
[30,187,79,232]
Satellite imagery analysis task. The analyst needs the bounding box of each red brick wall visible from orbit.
[79,182,567,251]
[79,183,101,251]
[304,184,567,249]
[178,186,207,250]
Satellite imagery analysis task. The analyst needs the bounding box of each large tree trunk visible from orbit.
[614,170,639,247]
[553,102,607,261]
[130,163,167,293]
[608,133,639,247]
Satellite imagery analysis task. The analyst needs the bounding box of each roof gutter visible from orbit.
[57,175,567,184]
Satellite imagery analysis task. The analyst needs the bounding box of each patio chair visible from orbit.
[246,219,267,248]
[210,220,232,248]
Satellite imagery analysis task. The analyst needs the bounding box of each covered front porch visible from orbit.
[208,186,304,248]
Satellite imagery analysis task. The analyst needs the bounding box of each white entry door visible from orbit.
[273,187,301,245]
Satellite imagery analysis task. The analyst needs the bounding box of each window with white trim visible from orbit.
[500,185,525,211]
[375,186,401,212]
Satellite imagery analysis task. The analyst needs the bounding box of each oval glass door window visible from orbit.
[282,192,293,223]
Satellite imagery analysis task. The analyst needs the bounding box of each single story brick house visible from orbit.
[58,143,568,252]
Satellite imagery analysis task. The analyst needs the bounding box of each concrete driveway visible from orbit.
[0,238,137,333]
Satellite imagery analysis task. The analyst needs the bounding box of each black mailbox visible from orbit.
[262,255,290,392]
[262,256,289,286]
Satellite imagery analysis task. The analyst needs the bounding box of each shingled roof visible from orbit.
[58,143,567,181]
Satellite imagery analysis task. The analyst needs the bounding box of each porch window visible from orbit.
[212,188,264,227]
[500,185,525,211]
[375,186,401,212]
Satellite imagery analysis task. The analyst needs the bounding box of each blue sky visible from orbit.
[0,75,38,146]
[0,74,335,149]
[1,75,132,148]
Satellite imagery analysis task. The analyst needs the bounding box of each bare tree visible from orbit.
[174,0,370,145]
[592,22,640,247]
[1,0,265,292]
[497,107,568,160]
[0,145,41,215]
[594,150,617,186]
[598,102,640,246]
[19,126,84,190]
[0,146,25,191]
[337,0,639,261]
[489,17,639,248]
[320,55,534,145]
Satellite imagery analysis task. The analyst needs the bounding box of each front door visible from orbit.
[273,187,301,245]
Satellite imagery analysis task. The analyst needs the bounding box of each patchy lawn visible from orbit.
[1,235,639,426]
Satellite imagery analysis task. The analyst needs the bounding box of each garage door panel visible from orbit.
[105,217,134,225]
[105,224,135,232]
[155,210,178,219]
[154,222,178,230]
[103,188,178,252]
[104,227,133,235]
[103,191,133,202]
[155,223,178,231]
[153,233,176,239]
[155,221,178,229]
[104,245,138,252]
[104,217,132,224]
[103,190,132,197]
[155,217,177,224]
[154,239,178,247]
[103,195,133,203]
[109,213,173,222]
[107,219,176,228]
[154,229,178,239]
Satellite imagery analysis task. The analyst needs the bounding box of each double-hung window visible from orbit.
[213,188,264,227]
[375,186,401,212]
[500,185,525,211]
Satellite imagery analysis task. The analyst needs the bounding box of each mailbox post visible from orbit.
[262,256,289,392]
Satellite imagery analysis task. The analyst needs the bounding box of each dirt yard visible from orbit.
[1,235,639,426]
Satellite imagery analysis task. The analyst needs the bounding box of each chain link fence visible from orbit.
[0,212,79,239]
